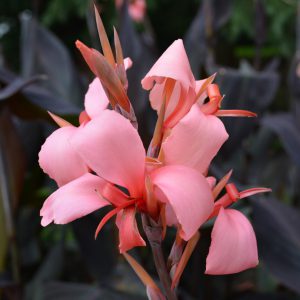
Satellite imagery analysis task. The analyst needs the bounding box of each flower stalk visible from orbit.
[142,214,178,300]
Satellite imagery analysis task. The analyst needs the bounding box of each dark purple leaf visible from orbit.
[252,197,300,294]
[0,67,80,117]
[20,11,84,106]
[72,212,118,282]
[207,60,279,155]
[261,113,300,167]
[184,0,232,75]
[0,75,45,100]
[40,281,146,300]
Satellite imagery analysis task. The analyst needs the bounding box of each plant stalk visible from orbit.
[142,214,178,300]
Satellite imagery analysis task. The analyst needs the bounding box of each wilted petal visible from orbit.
[84,78,109,119]
[151,165,214,240]
[72,110,146,197]
[141,39,195,91]
[39,126,89,187]
[205,208,258,275]
[40,173,110,226]
[162,105,228,173]
[116,207,146,253]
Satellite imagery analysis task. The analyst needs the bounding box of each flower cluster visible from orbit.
[38,10,270,284]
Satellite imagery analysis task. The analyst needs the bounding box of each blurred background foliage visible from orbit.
[1,0,300,299]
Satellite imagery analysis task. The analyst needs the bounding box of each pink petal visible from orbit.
[84,78,109,119]
[40,173,110,226]
[206,176,216,189]
[71,110,146,198]
[149,80,181,119]
[195,79,208,105]
[116,207,146,253]
[162,105,228,173]
[39,126,89,187]
[205,208,258,275]
[164,86,197,128]
[151,165,214,240]
[240,187,272,199]
[141,39,195,91]
[79,110,91,124]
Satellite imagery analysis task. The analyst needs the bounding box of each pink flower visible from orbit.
[39,109,214,253]
[38,77,109,187]
[141,40,256,129]
[115,0,147,23]
[205,181,271,274]
[39,56,133,187]
[141,39,199,128]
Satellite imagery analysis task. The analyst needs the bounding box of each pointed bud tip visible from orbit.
[75,40,83,49]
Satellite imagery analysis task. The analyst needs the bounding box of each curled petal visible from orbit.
[151,165,214,240]
[205,208,258,275]
[39,126,89,187]
[84,78,109,119]
[240,187,272,199]
[40,173,110,226]
[141,39,195,91]
[116,207,146,253]
[162,105,228,173]
[215,109,257,117]
[72,110,146,197]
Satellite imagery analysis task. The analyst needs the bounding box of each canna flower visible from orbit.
[38,8,271,295]
[39,57,132,187]
[39,109,215,253]
[141,39,204,128]
[205,177,271,274]
[141,40,256,130]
